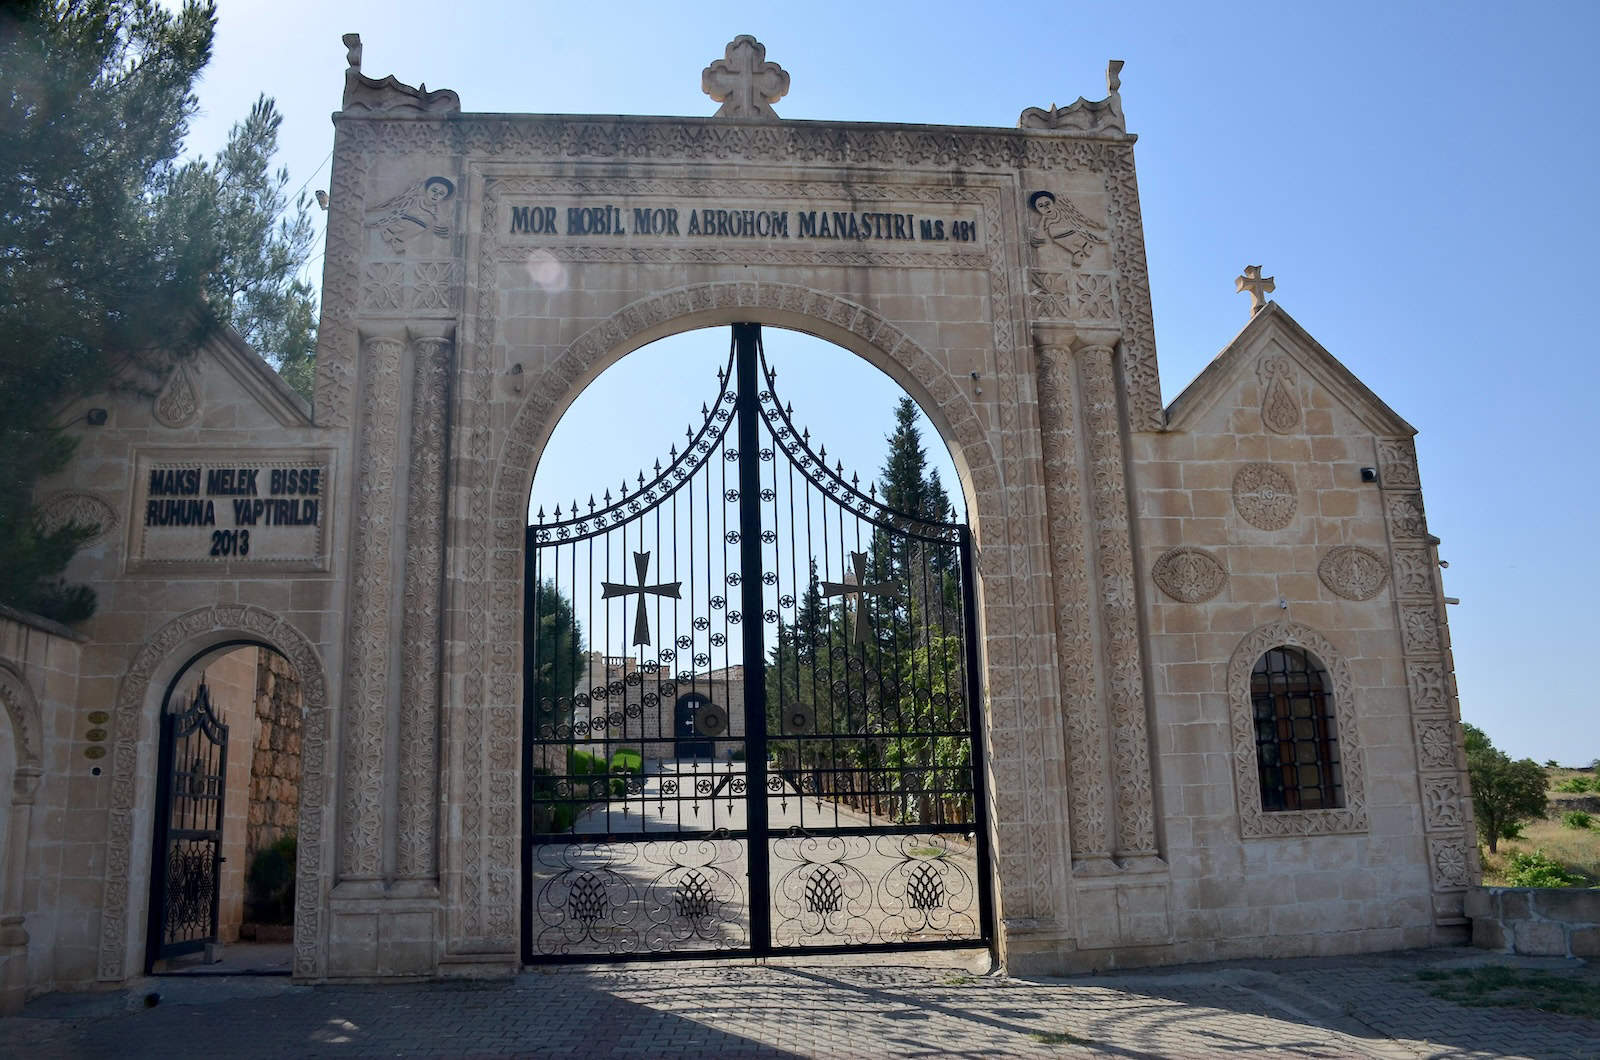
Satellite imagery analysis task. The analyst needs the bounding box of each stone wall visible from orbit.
[195,645,260,945]
[0,606,82,1008]
[1467,886,1600,958]
[247,649,302,865]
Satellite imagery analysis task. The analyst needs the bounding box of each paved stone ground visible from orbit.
[5,947,1596,1059]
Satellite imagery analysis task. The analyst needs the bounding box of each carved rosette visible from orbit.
[1317,546,1389,601]
[153,361,199,428]
[1232,463,1296,530]
[1257,355,1300,434]
[1151,547,1228,603]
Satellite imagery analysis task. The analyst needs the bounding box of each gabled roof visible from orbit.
[206,323,314,428]
[1164,301,1415,437]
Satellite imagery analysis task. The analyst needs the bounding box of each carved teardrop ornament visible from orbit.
[1151,547,1228,603]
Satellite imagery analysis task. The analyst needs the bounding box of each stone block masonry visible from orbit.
[1467,885,1600,957]
[248,650,303,865]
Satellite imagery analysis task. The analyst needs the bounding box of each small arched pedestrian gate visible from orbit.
[146,682,229,969]
[523,324,992,961]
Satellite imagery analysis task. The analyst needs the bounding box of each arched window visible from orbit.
[1251,647,1343,811]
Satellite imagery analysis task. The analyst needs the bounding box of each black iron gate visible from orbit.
[146,682,229,969]
[522,324,991,960]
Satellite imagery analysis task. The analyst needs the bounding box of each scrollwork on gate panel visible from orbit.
[530,838,749,956]
[874,833,978,940]
[771,834,876,947]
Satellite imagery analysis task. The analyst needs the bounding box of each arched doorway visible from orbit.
[673,693,714,760]
[144,642,304,974]
[522,323,991,961]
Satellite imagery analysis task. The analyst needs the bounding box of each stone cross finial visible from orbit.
[702,35,790,119]
[821,550,899,646]
[1236,265,1276,314]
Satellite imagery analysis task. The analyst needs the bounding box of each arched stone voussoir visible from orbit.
[490,281,1000,538]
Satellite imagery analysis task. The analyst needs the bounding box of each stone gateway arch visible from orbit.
[0,35,1472,1000]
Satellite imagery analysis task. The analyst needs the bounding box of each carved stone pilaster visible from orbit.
[1072,336,1159,865]
[1033,331,1112,873]
[396,327,453,882]
[340,327,407,885]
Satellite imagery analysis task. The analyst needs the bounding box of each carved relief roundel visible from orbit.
[1232,463,1296,530]
[1317,545,1390,601]
[1151,547,1228,603]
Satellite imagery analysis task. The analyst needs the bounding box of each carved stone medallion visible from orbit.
[1232,463,1296,530]
[37,491,118,545]
[1317,546,1389,601]
[1151,547,1228,603]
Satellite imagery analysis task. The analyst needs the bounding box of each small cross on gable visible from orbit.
[1236,265,1276,315]
[702,35,790,120]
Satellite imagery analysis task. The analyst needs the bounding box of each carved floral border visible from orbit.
[1226,619,1369,839]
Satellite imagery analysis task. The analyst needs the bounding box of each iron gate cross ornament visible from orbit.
[600,550,682,646]
[821,550,900,646]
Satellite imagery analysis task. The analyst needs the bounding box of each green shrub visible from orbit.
[1563,810,1594,830]
[244,833,297,924]
[569,749,605,776]
[1556,776,1596,794]
[610,747,642,773]
[1504,849,1581,888]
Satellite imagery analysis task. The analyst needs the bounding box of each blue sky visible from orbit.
[177,1,1599,762]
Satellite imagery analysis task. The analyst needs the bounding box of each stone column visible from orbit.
[1033,326,1114,876]
[338,326,407,889]
[1073,336,1160,867]
[0,767,41,1015]
[395,327,453,885]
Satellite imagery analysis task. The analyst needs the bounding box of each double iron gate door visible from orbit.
[523,324,993,960]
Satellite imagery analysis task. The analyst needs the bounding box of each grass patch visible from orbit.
[941,974,975,986]
[1030,1030,1091,1045]
[1416,967,1600,1020]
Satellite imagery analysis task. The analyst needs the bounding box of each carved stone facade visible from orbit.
[1,38,1471,1002]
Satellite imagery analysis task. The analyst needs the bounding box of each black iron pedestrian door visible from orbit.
[522,324,991,961]
[146,683,229,969]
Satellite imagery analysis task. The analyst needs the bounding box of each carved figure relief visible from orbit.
[1317,546,1389,601]
[37,491,117,545]
[1257,354,1300,434]
[1027,190,1106,267]
[153,361,198,428]
[1151,547,1228,603]
[1232,463,1296,530]
[365,176,456,253]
